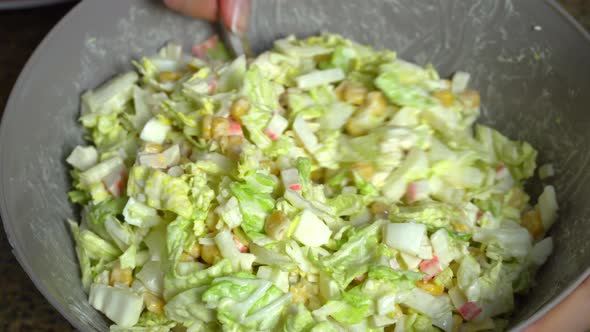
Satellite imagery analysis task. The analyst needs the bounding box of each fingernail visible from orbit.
[230,0,250,34]
[221,0,250,35]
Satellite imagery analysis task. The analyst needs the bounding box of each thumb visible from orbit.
[219,0,250,35]
[523,277,590,332]
[163,0,218,21]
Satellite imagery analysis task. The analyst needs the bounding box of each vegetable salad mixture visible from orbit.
[66,34,558,332]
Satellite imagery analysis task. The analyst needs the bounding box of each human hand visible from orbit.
[523,276,590,331]
[163,0,250,34]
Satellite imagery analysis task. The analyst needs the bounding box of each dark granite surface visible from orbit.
[1,5,77,331]
[0,1,588,331]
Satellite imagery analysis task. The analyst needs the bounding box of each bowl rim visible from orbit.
[0,0,589,331]
[0,1,92,330]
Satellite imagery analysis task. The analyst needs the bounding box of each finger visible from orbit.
[219,0,251,34]
[523,277,590,332]
[164,0,218,21]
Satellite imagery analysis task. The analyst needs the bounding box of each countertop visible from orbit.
[0,1,588,331]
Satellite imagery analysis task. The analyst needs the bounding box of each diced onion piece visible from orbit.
[448,287,467,310]
[256,266,289,292]
[81,71,138,115]
[274,38,331,57]
[167,166,184,177]
[136,261,163,296]
[451,71,470,94]
[214,229,255,270]
[536,185,558,230]
[417,235,433,260]
[123,197,162,228]
[66,145,98,171]
[400,288,453,331]
[102,168,126,198]
[406,180,430,203]
[293,116,318,153]
[399,252,422,270]
[295,68,345,89]
[138,145,180,169]
[80,157,124,187]
[530,237,553,265]
[385,222,426,256]
[281,168,300,192]
[376,294,396,316]
[140,118,170,144]
[430,229,456,266]
[292,210,332,247]
[538,163,555,179]
[372,315,397,327]
[88,283,144,327]
[264,112,289,140]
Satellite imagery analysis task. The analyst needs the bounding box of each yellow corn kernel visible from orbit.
[433,90,455,107]
[211,117,230,139]
[180,252,195,262]
[416,280,444,295]
[344,82,368,105]
[265,211,291,241]
[110,262,133,287]
[218,135,229,150]
[521,210,544,239]
[313,53,332,64]
[507,186,527,209]
[452,223,469,233]
[310,168,325,183]
[363,91,387,116]
[186,62,200,72]
[202,114,213,139]
[289,284,310,305]
[459,89,480,109]
[335,81,348,100]
[144,292,165,315]
[201,244,222,265]
[158,71,183,82]
[230,97,250,120]
[143,143,164,153]
[221,135,244,159]
[206,210,218,231]
[259,160,280,176]
[468,247,482,256]
[351,162,375,180]
[187,242,201,258]
[345,118,366,136]
[369,201,389,216]
[227,135,244,147]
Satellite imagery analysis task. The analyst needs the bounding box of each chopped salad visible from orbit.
[66,34,559,332]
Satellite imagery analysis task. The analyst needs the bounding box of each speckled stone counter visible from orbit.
[0,1,588,331]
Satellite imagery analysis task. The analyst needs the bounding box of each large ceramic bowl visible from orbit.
[1,0,589,330]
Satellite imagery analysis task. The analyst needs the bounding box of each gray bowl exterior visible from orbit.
[0,0,589,331]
